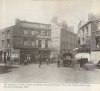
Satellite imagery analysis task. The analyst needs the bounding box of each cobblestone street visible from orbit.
[0,63,100,83]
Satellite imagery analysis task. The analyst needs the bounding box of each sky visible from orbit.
[0,0,100,33]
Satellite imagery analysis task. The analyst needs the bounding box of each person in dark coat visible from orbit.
[39,55,42,68]
[57,54,60,67]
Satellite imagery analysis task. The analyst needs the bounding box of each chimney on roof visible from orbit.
[15,19,20,24]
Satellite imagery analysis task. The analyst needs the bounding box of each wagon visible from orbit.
[62,52,73,67]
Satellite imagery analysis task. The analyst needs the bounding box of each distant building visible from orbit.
[78,15,100,63]
[68,26,74,33]
[51,18,78,57]
[1,19,51,64]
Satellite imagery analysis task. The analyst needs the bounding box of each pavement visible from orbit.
[0,63,100,83]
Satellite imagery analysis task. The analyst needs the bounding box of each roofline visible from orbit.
[21,20,51,26]
[79,20,92,29]
[0,25,15,32]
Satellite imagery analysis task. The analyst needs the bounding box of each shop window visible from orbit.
[7,39,10,47]
[23,39,27,45]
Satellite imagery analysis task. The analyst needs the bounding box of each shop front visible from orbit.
[20,48,38,64]
[38,49,51,63]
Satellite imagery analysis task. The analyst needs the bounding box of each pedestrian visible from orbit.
[46,58,49,65]
[4,52,7,68]
[39,55,42,68]
[57,54,60,67]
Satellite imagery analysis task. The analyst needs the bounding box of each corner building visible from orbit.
[1,19,51,64]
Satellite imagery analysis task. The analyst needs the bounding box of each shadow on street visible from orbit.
[0,65,19,74]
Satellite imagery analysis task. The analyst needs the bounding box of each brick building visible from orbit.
[78,15,100,63]
[51,18,78,58]
[1,19,51,64]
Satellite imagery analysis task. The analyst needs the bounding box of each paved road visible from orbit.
[0,63,100,83]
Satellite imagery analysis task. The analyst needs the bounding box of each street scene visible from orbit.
[0,0,100,83]
[0,63,100,83]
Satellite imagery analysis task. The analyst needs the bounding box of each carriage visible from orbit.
[62,52,73,67]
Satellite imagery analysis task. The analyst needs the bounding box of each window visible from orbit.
[7,30,10,35]
[82,38,84,44]
[31,30,35,35]
[48,31,51,36]
[24,30,28,35]
[41,30,45,36]
[2,32,5,37]
[2,40,4,47]
[96,37,100,48]
[7,39,10,47]
[82,29,84,35]
[45,40,48,48]
[98,22,100,30]
[45,31,47,36]
[31,40,35,46]
[23,39,27,45]
[86,26,88,34]
[38,30,41,35]
[38,40,41,47]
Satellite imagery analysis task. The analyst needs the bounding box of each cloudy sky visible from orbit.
[0,0,100,33]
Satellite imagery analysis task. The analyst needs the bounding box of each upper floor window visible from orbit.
[82,29,84,35]
[45,40,48,48]
[23,39,27,45]
[31,40,35,46]
[7,30,10,35]
[2,40,4,47]
[86,26,88,34]
[48,31,51,36]
[97,22,100,30]
[31,30,35,35]
[38,40,41,47]
[7,39,10,47]
[96,37,100,48]
[2,32,5,37]
[38,30,41,35]
[82,38,84,44]
[24,30,28,35]
[41,30,45,36]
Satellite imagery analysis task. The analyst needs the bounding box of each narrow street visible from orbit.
[0,63,100,83]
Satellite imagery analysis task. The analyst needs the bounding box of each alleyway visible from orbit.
[0,63,100,83]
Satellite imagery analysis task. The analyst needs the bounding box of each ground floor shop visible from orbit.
[1,48,51,65]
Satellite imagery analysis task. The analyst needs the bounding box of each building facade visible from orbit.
[1,19,51,64]
[51,18,78,58]
[78,15,100,63]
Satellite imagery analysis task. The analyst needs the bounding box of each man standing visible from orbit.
[39,55,42,68]
[57,54,60,67]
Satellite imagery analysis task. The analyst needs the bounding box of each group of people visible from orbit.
[23,56,31,65]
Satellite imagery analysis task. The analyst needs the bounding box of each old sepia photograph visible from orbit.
[0,0,100,84]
